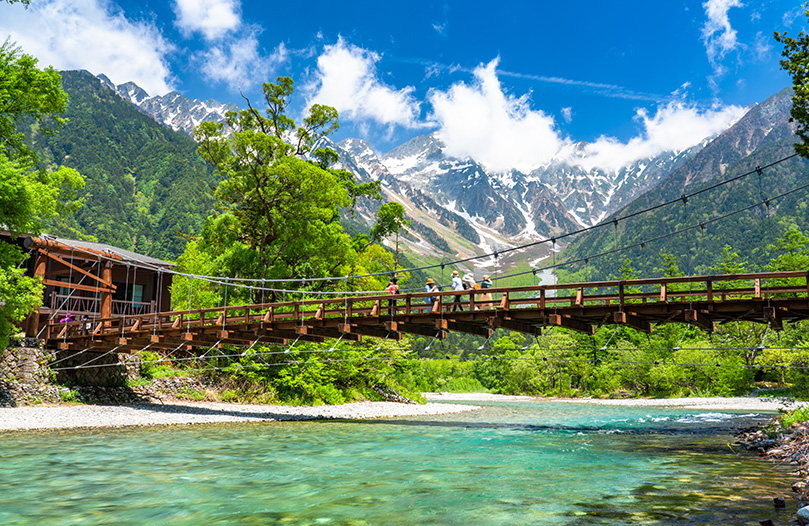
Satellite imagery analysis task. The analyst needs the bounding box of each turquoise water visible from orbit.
[0,401,795,525]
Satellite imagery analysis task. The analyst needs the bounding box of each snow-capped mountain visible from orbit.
[329,132,705,271]
[97,74,239,137]
[527,141,707,226]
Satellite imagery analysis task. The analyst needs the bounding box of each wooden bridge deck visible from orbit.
[46,270,809,353]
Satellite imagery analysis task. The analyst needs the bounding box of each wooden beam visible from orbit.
[489,316,541,336]
[100,262,113,320]
[221,330,288,345]
[42,251,115,288]
[435,318,491,337]
[763,306,783,330]
[397,323,446,339]
[24,236,123,261]
[575,287,584,306]
[42,279,114,294]
[613,311,652,333]
[547,313,595,334]
[499,292,510,310]
[254,327,325,343]
[25,253,48,336]
[685,309,714,332]
[338,323,400,340]
[307,326,362,341]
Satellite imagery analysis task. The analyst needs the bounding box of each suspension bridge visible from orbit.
[47,270,809,355]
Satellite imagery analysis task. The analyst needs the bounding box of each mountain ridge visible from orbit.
[87,73,800,278]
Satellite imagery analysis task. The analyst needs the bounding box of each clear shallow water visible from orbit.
[0,401,795,525]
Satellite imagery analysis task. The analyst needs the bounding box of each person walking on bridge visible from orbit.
[425,278,438,308]
[451,271,464,312]
[385,277,399,315]
[480,275,493,308]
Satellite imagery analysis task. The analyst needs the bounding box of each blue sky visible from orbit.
[0,0,805,172]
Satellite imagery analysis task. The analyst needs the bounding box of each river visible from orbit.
[0,400,794,525]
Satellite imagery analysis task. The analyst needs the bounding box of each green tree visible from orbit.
[191,77,384,293]
[367,202,411,272]
[775,4,809,158]
[767,226,809,271]
[0,42,84,347]
[0,40,68,165]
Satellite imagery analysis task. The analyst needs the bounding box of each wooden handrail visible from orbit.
[46,270,809,342]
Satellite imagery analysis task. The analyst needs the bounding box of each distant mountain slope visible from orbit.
[329,131,709,275]
[25,70,218,260]
[84,73,791,278]
[97,74,238,138]
[560,87,809,279]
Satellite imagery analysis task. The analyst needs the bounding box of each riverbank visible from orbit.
[0,400,480,431]
[3,393,802,432]
[424,392,807,412]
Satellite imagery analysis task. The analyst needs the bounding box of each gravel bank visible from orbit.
[3,395,802,432]
[424,392,807,411]
[0,400,479,431]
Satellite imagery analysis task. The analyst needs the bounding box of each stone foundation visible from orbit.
[51,349,140,387]
[1,339,53,384]
[1,337,143,406]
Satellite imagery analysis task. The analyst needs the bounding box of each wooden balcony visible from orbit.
[46,292,156,319]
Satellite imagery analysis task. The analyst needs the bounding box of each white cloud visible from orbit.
[428,59,570,173]
[561,107,573,124]
[305,38,422,129]
[564,101,746,172]
[0,0,174,95]
[173,0,241,41]
[752,31,771,62]
[701,0,743,68]
[198,31,286,92]
[427,60,745,174]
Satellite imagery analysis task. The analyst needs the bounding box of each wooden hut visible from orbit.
[1,233,174,337]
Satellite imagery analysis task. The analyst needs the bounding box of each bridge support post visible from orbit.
[548,313,594,334]
[613,311,652,333]
[685,309,714,332]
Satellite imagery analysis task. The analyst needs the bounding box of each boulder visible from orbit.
[797,505,809,525]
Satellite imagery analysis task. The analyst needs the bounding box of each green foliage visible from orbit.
[0,42,84,348]
[191,76,384,289]
[0,153,83,237]
[779,405,809,427]
[775,5,809,159]
[393,358,486,393]
[137,350,175,379]
[221,338,411,405]
[0,40,67,165]
[767,226,809,271]
[58,389,80,403]
[24,71,217,260]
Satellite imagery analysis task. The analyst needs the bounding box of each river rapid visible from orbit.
[0,400,794,525]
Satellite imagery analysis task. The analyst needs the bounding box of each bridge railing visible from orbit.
[47,270,809,341]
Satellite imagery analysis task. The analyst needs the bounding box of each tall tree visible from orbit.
[775,4,809,158]
[0,40,67,165]
[188,77,387,296]
[0,41,84,347]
